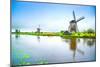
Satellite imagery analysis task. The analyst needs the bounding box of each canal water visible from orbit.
[11,34,96,65]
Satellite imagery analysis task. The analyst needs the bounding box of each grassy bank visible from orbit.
[12,32,96,38]
[12,32,60,36]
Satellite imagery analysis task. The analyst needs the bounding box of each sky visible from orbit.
[12,0,96,32]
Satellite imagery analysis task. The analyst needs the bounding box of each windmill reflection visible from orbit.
[69,38,84,61]
[37,36,40,42]
[15,34,20,39]
[87,39,95,47]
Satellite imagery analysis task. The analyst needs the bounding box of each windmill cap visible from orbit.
[70,20,76,23]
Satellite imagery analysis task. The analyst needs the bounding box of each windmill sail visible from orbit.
[73,10,76,22]
[76,16,85,22]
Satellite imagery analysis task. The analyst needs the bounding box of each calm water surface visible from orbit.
[11,34,96,65]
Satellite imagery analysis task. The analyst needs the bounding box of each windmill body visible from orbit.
[68,20,77,32]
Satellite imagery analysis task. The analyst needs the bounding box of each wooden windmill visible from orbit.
[68,11,85,32]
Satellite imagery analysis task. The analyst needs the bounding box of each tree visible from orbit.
[87,28,95,33]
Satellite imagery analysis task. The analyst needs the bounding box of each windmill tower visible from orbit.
[68,11,85,32]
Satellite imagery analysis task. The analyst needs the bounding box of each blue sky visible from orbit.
[12,0,96,32]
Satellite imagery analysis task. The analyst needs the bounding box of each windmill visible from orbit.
[37,25,41,33]
[68,10,85,32]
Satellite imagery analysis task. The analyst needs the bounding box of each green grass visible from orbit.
[12,32,96,38]
[12,32,60,36]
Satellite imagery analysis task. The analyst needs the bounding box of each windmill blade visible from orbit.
[76,16,85,22]
[73,10,76,21]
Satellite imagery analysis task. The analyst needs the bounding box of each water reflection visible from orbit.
[69,38,84,61]
[37,36,40,42]
[77,39,80,43]
[83,38,95,47]
[12,35,96,65]
[15,34,20,39]
[70,38,76,61]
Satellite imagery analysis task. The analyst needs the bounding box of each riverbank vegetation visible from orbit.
[12,30,95,38]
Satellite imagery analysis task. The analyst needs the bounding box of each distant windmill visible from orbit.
[68,10,85,32]
[37,25,41,33]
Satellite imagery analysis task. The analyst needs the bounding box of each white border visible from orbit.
[0,0,100,67]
